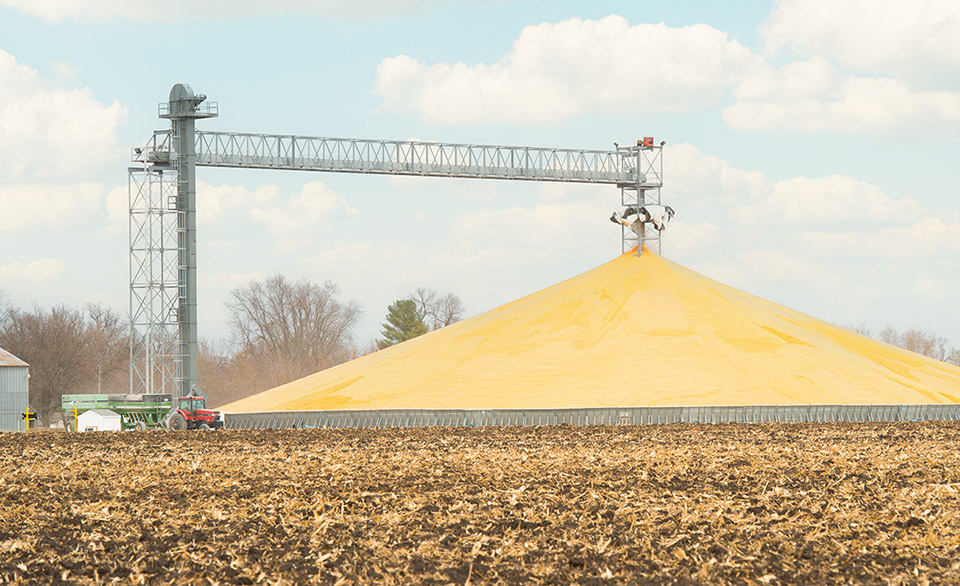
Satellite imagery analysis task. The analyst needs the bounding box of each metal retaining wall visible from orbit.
[224,404,960,430]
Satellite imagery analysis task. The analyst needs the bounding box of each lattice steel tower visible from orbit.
[618,139,664,254]
[130,83,664,398]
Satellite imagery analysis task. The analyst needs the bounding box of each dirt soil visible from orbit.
[2,423,960,585]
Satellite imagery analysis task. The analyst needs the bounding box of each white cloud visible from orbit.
[376,15,761,124]
[249,181,356,236]
[666,144,926,234]
[456,200,610,251]
[724,75,960,135]
[738,250,823,282]
[663,222,719,258]
[733,175,923,226]
[107,179,354,244]
[104,184,127,230]
[538,182,604,202]
[144,179,353,234]
[51,60,79,84]
[312,241,377,268]
[0,0,451,22]
[735,1,960,134]
[201,271,267,292]
[761,0,960,89]
[385,174,505,202]
[666,143,770,205]
[0,259,64,283]
[197,181,279,222]
[913,274,949,302]
[802,216,960,259]
[386,173,439,189]
[733,58,842,102]
[0,183,104,232]
[105,179,356,256]
[0,51,127,181]
[374,12,960,135]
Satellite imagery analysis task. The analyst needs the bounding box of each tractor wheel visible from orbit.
[65,420,75,433]
[169,412,188,431]
[135,420,148,432]
[199,423,211,431]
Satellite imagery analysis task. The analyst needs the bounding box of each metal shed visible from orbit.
[0,348,29,432]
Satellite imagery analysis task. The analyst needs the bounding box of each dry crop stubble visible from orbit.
[1,424,960,584]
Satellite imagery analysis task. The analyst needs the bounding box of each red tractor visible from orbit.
[162,392,224,430]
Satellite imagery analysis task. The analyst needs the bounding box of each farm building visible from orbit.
[77,409,122,432]
[221,251,960,426]
[0,348,29,432]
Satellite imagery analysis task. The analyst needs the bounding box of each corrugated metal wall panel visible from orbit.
[222,404,960,430]
[0,365,29,432]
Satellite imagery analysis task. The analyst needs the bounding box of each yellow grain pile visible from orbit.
[220,251,960,412]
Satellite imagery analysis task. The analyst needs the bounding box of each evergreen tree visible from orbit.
[377,299,428,349]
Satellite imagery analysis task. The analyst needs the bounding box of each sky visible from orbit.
[1,0,959,351]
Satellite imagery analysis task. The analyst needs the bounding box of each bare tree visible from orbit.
[843,323,872,337]
[949,349,960,367]
[357,338,381,357]
[198,338,245,408]
[85,303,129,393]
[878,326,900,346]
[226,274,362,392]
[409,287,437,324]
[408,287,466,330]
[879,327,950,362]
[0,304,127,426]
[837,323,960,367]
[433,293,466,328]
[902,329,949,361]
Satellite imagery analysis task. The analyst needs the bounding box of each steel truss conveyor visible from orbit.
[138,130,662,185]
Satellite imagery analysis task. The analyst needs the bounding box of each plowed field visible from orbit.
[2,424,960,585]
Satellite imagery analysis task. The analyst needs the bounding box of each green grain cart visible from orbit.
[61,394,174,432]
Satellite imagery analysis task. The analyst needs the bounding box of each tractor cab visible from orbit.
[177,395,206,415]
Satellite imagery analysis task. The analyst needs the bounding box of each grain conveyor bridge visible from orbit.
[129,84,664,400]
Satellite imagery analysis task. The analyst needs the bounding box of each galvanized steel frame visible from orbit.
[620,144,663,255]
[128,163,182,395]
[224,404,960,429]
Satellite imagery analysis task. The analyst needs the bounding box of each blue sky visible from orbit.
[1,0,958,349]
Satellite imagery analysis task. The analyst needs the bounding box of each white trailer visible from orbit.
[77,409,122,432]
